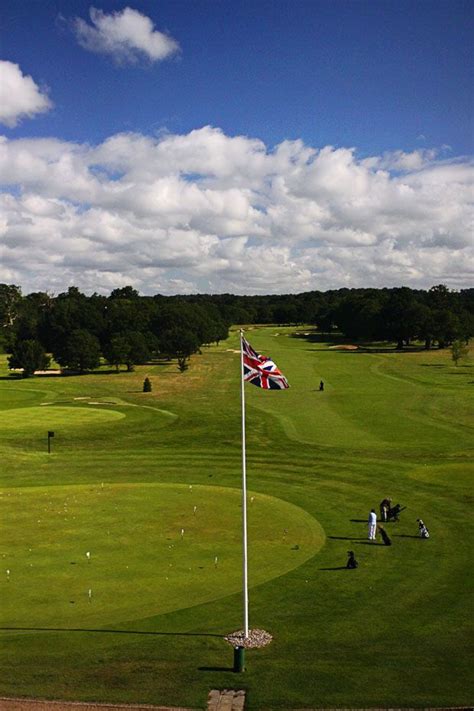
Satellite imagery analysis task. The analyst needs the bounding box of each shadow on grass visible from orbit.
[69,369,127,376]
[393,534,421,538]
[290,331,335,343]
[291,331,436,354]
[0,360,175,381]
[350,519,398,524]
[0,627,222,638]
[318,566,348,571]
[329,536,368,541]
[0,370,117,380]
[355,541,386,546]
[198,666,234,673]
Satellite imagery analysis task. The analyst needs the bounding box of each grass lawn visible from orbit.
[0,327,472,709]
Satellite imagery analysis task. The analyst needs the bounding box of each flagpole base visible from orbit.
[233,646,246,673]
[225,628,273,649]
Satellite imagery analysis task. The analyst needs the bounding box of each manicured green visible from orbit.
[0,328,472,709]
[1,482,323,627]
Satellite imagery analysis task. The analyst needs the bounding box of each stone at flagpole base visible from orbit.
[224,628,273,648]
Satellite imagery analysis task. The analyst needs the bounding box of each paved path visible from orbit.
[206,690,245,711]
[0,700,195,711]
[2,698,470,711]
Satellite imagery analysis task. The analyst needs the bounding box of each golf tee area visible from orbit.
[0,327,472,709]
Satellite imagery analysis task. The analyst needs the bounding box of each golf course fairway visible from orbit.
[0,326,472,709]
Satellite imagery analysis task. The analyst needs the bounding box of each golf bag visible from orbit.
[387,504,405,521]
[419,522,430,538]
[346,551,358,569]
[378,526,392,546]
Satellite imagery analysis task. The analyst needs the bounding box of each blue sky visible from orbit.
[0,1,473,295]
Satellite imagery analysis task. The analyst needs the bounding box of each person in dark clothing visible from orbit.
[387,503,405,521]
[380,497,392,522]
[346,550,358,568]
[319,380,324,391]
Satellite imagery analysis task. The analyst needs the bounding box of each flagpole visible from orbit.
[240,329,249,639]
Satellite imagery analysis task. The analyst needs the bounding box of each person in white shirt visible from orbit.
[368,509,377,540]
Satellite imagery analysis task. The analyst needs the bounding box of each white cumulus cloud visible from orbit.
[73,6,180,64]
[0,61,52,127]
[0,126,472,295]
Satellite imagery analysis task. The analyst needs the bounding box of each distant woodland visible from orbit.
[1,283,473,376]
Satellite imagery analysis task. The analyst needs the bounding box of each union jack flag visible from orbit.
[242,336,289,390]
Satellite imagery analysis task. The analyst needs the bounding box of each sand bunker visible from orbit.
[329,344,359,350]
[33,370,62,375]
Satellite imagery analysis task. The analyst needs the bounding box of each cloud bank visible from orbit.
[0,126,472,294]
[0,61,52,127]
[73,6,180,64]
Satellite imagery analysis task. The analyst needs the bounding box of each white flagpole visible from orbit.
[240,329,249,638]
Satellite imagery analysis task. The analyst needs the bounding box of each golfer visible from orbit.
[368,509,377,540]
[380,497,391,522]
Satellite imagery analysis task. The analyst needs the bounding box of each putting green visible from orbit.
[0,483,324,628]
[1,405,125,431]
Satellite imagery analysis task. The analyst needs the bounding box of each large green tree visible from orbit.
[43,288,104,353]
[334,291,385,340]
[54,329,101,373]
[8,339,50,377]
[379,288,425,348]
[431,309,462,348]
[103,331,150,372]
[159,327,200,371]
[0,284,22,329]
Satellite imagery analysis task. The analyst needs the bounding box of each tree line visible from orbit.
[0,285,229,377]
[0,283,472,377]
